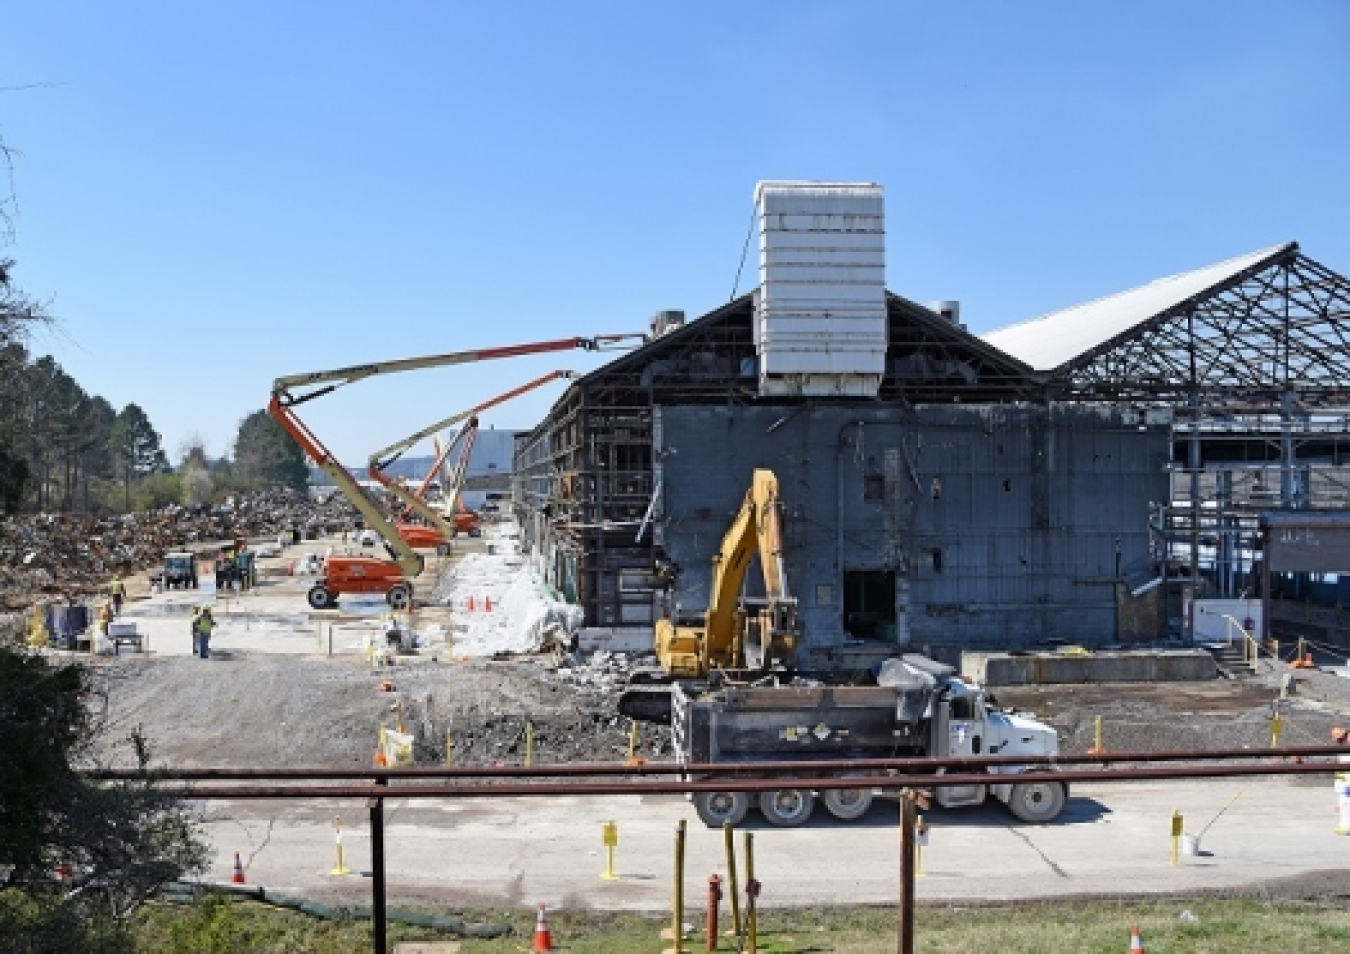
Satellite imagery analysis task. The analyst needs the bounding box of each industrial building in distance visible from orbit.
[513,181,1350,665]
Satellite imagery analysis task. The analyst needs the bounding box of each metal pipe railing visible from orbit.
[126,760,1345,800]
[84,744,1350,782]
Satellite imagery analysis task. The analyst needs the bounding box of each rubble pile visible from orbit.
[0,489,357,611]
[408,653,670,766]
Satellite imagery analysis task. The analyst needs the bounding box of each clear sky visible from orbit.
[3,2,1347,463]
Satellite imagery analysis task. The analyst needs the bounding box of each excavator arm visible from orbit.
[655,468,797,678]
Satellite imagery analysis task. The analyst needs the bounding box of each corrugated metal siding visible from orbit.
[657,404,1167,659]
[754,181,888,397]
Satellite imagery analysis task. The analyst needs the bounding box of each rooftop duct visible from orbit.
[754,181,887,398]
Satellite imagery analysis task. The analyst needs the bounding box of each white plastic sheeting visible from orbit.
[439,524,581,656]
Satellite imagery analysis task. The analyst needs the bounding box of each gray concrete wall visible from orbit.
[962,650,1217,686]
[656,404,1169,663]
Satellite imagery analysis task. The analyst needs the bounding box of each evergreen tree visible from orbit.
[232,409,309,491]
[108,404,168,511]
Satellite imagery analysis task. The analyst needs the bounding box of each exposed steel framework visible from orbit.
[1054,246,1350,406]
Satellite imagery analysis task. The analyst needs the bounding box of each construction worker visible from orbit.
[195,606,215,659]
[1334,727,1350,834]
[190,606,201,656]
[110,575,126,617]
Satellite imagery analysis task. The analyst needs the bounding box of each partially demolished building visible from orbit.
[513,182,1350,663]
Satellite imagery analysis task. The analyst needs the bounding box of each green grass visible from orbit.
[128,896,1350,953]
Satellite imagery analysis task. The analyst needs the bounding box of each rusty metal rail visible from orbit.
[126,762,1339,799]
[85,743,1348,784]
[100,748,1343,954]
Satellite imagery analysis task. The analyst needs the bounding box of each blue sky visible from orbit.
[3,2,1347,462]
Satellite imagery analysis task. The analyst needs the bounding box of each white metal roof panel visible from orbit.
[982,243,1296,371]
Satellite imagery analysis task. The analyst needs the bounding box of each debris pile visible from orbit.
[0,489,357,612]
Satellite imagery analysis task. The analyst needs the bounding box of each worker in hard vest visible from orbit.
[110,576,126,617]
[1333,727,1350,834]
[195,606,215,659]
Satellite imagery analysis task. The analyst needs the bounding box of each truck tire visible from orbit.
[759,789,814,827]
[469,528,482,538]
[693,791,749,827]
[822,784,874,821]
[307,585,335,610]
[1007,780,1065,823]
[387,584,412,610]
[436,543,450,557]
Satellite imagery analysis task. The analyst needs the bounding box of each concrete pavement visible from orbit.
[201,774,1347,910]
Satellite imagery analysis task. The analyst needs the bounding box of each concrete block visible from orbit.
[577,627,654,653]
[963,649,1216,686]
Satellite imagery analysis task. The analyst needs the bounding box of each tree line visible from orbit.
[0,260,308,517]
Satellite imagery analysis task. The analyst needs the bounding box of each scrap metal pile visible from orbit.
[0,489,357,611]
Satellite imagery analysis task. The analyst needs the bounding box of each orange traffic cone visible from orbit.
[485,595,493,612]
[532,902,553,951]
[1129,925,1145,952]
[467,595,476,611]
[231,852,246,884]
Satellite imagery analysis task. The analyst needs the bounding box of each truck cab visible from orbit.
[930,678,1064,822]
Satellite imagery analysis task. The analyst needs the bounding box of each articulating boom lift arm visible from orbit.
[269,334,643,575]
[367,371,577,539]
[266,395,425,577]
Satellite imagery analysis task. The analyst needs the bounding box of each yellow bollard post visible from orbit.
[914,814,928,878]
[744,831,757,954]
[601,821,620,880]
[627,721,640,764]
[1270,711,1284,748]
[445,730,454,766]
[1087,715,1104,754]
[330,816,351,875]
[723,821,741,938]
[1171,810,1183,867]
[525,721,535,767]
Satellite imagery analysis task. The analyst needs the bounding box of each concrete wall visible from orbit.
[656,403,1169,664]
[962,650,1217,686]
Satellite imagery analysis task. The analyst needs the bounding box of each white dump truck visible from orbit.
[673,654,1066,827]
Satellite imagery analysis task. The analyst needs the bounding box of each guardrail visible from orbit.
[91,749,1349,954]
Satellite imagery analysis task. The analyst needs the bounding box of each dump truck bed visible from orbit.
[671,680,931,767]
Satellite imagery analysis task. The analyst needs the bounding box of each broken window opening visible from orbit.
[842,569,897,641]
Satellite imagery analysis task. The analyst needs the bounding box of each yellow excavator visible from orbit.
[621,468,799,722]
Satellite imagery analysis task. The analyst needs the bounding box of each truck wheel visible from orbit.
[307,585,335,610]
[1007,780,1065,823]
[759,789,814,827]
[387,584,411,610]
[822,784,874,821]
[694,791,749,827]
[436,543,450,556]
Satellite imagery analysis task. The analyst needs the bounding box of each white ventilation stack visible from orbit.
[754,181,887,398]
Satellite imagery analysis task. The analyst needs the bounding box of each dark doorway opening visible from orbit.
[843,570,897,641]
